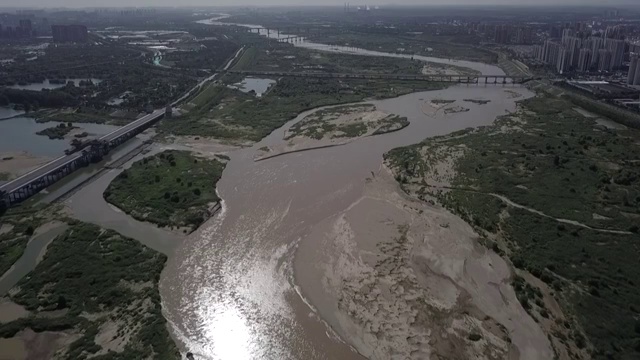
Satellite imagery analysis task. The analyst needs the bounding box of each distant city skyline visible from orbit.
[1,0,640,8]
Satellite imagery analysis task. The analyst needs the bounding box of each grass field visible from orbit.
[231,46,259,71]
[309,32,498,64]
[163,77,445,141]
[238,42,427,75]
[104,150,226,231]
[385,94,640,359]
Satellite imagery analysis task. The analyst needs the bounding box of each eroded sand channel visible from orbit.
[161,85,553,359]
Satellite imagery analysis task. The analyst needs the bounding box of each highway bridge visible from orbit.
[1,109,168,208]
[227,70,533,84]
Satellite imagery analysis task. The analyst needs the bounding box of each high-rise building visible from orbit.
[598,49,612,72]
[567,36,582,68]
[590,37,605,67]
[634,61,640,85]
[494,25,511,44]
[562,28,575,40]
[557,47,570,74]
[578,49,592,72]
[18,19,32,35]
[51,24,88,43]
[628,54,639,84]
[606,38,625,69]
[533,45,542,61]
[515,27,533,44]
[605,25,624,40]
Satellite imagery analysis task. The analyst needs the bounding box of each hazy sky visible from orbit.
[0,0,640,7]
[0,0,637,7]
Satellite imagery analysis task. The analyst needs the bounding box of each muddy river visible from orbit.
[152,19,550,360]
[57,18,549,359]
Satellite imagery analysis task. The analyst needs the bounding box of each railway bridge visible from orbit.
[0,109,169,208]
[227,70,533,84]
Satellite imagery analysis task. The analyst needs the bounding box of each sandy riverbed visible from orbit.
[255,104,406,161]
[294,163,553,360]
[0,151,51,181]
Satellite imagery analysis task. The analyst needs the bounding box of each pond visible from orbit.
[229,77,276,97]
[7,78,103,91]
[0,116,119,157]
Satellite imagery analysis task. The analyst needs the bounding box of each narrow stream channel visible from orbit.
[0,223,69,295]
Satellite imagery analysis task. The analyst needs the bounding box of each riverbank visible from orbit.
[0,151,52,182]
[0,222,180,359]
[104,150,227,233]
[256,104,409,160]
[385,93,640,358]
[294,164,553,359]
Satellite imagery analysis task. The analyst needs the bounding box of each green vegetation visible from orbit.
[35,123,77,139]
[231,46,259,71]
[164,77,443,141]
[104,150,226,231]
[0,43,201,116]
[0,223,180,359]
[372,115,410,135]
[0,172,10,181]
[235,42,426,74]
[37,110,116,125]
[386,94,640,358]
[308,32,497,65]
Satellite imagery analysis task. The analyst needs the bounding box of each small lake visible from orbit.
[229,77,276,97]
[0,116,119,157]
[0,107,24,120]
[7,78,102,91]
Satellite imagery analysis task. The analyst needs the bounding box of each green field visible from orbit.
[237,43,429,75]
[385,94,640,358]
[104,150,226,231]
[0,222,180,359]
[231,46,259,71]
[164,77,444,141]
[309,32,498,65]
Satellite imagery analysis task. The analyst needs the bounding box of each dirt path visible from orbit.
[422,183,632,235]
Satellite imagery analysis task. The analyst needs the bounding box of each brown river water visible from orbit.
[60,20,549,359]
[160,88,538,359]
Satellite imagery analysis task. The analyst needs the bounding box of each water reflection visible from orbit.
[0,117,119,157]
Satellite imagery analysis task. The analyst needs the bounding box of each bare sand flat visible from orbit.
[0,298,30,323]
[294,166,553,360]
[255,104,407,161]
[0,337,26,360]
[0,151,52,181]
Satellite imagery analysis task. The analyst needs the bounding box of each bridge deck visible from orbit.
[227,70,529,82]
[0,110,165,195]
[0,153,84,194]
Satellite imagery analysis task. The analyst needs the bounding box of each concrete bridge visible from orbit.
[227,70,532,84]
[0,109,169,208]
